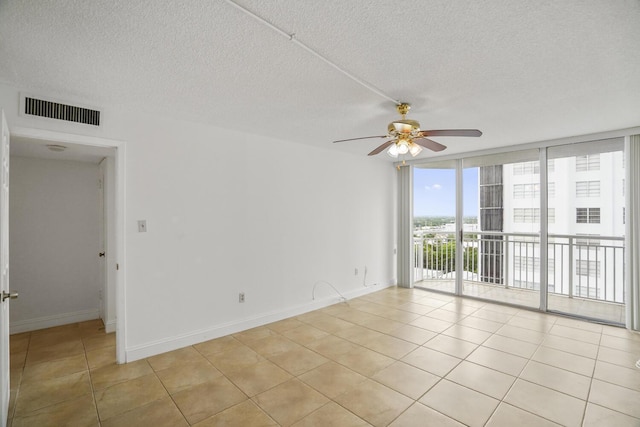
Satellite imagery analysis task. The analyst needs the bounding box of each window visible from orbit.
[547,159,555,173]
[576,181,600,197]
[514,208,539,223]
[576,208,600,224]
[514,256,538,273]
[548,208,555,224]
[513,183,539,198]
[576,154,600,171]
[513,256,554,275]
[548,182,555,198]
[576,260,601,278]
[576,234,600,246]
[513,161,539,175]
[512,208,554,223]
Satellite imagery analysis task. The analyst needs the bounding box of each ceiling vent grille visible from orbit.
[24,96,101,126]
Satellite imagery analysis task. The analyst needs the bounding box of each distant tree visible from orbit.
[463,246,478,274]
[423,239,478,274]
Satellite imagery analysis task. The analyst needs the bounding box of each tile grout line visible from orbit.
[81,331,102,427]
[8,331,31,422]
[10,288,639,425]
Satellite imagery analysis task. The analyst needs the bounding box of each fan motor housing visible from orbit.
[388,119,420,135]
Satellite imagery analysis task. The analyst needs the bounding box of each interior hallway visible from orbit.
[7,287,640,426]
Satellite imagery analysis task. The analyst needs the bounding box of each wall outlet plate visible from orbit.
[239,292,245,303]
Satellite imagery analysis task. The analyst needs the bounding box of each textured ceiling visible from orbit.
[1,0,639,160]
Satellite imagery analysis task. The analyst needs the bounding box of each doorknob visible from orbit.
[99,252,105,257]
[1,291,18,302]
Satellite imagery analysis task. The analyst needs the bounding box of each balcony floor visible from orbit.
[416,280,625,325]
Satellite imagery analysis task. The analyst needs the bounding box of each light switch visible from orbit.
[138,220,147,232]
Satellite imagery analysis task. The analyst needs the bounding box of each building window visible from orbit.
[576,234,600,246]
[514,256,538,273]
[513,183,539,198]
[513,161,540,175]
[576,154,600,171]
[514,208,539,223]
[576,208,600,224]
[548,208,555,224]
[548,182,555,198]
[576,181,600,197]
[576,260,601,278]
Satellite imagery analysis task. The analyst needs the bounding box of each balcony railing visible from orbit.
[414,231,625,304]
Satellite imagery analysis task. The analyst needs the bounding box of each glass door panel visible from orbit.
[546,139,625,324]
[462,150,541,309]
[413,161,457,293]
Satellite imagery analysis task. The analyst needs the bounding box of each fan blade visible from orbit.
[332,135,387,143]
[420,129,482,137]
[413,137,447,152]
[368,140,395,156]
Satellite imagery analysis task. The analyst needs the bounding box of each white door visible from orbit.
[1,110,13,427]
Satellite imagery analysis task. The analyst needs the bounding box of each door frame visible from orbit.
[10,126,126,364]
[1,111,11,427]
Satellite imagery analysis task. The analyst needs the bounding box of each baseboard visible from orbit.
[125,283,392,362]
[10,309,100,334]
[104,319,116,333]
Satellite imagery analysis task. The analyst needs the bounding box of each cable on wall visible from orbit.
[223,0,401,106]
[312,280,348,303]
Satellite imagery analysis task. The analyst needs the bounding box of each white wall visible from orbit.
[1,83,397,360]
[9,156,101,331]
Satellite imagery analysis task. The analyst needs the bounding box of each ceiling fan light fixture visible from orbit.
[389,119,420,135]
[46,144,67,152]
[397,142,409,155]
[387,143,399,158]
[333,101,482,158]
[408,142,423,157]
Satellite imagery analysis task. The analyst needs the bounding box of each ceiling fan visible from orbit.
[333,103,482,159]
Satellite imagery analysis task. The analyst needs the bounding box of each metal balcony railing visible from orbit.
[414,231,625,304]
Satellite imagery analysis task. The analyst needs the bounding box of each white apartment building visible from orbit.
[497,150,625,302]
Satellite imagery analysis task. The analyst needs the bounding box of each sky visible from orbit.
[413,167,479,217]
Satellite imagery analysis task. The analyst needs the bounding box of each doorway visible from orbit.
[10,138,113,333]
[8,127,125,363]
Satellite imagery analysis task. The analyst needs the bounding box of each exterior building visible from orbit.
[481,151,626,302]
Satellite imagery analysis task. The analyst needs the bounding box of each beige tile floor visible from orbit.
[418,280,626,324]
[7,287,640,426]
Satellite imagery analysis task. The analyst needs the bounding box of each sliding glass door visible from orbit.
[413,161,458,293]
[546,139,625,324]
[461,150,542,309]
[410,139,626,324]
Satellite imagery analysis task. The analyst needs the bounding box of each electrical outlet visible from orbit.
[354,268,358,276]
[239,292,245,303]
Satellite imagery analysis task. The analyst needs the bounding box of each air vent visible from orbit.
[24,97,100,126]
